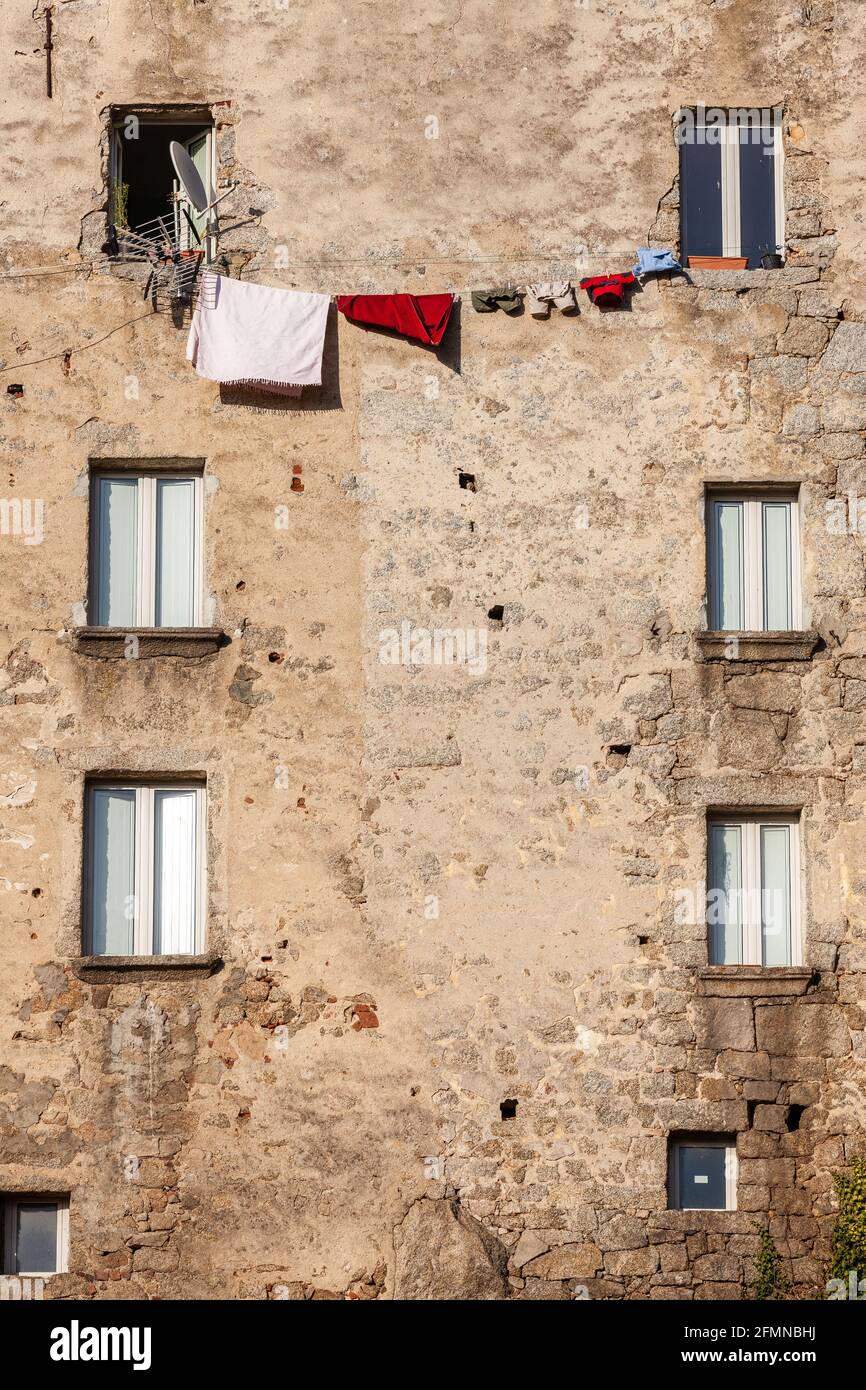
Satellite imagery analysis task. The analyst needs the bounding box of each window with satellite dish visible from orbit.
[108,111,217,260]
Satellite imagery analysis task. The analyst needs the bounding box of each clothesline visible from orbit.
[187,252,682,395]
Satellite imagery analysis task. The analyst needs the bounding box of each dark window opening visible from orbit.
[786,1104,805,1132]
[459,472,476,491]
[110,114,214,249]
[678,107,783,269]
[668,1132,736,1211]
[500,1099,518,1120]
[488,604,504,622]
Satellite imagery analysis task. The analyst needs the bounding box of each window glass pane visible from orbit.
[155,479,196,627]
[95,479,137,626]
[680,136,723,261]
[15,1203,58,1273]
[677,1145,727,1209]
[712,502,744,629]
[763,503,792,630]
[153,790,198,954]
[761,825,792,967]
[708,823,742,964]
[89,788,135,955]
[738,126,777,269]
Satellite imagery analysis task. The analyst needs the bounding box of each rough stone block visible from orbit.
[692,997,755,1052]
[755,1003,851,1058]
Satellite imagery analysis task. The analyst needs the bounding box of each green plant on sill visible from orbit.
[828,1156,866,1291]
[749,1223,792,1300]
[111,180,129,228]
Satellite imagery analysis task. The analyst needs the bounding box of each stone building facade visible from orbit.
[1,0,865,1301]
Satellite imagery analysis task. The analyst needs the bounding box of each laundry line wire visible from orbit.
[0,252,610,284]
[0,310,160,373]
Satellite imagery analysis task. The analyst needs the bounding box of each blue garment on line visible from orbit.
[631,246,682,278]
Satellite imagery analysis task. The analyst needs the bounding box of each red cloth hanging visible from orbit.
[579,273,637,307]
[336,293,455,346]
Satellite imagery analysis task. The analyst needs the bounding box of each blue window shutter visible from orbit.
[739,129,777,267]
[680,138,722,262]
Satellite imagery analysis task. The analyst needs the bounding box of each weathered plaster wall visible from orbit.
[1,0,865,1300]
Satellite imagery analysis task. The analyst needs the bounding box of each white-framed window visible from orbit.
[669,1137,737,1211]
[89,471,204,628]
[2,1195,69,1276]
[706,492,801,631]
[110,114,215,254]
[679,107,784,267]
[707,813,801,967]
[84,781,206,957]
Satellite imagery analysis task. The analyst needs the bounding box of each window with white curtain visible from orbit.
[706,492,800,631]
[89,471,203,627]
[707,814,801,967]
[1,1195,69,1276]
[85,782,205,956]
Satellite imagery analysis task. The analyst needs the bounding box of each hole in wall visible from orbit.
[459,472,476,491]
[500,1099,518,1120]
[786,1104,805,1132]
[746,1100,758,1126]
[488,604,504,622]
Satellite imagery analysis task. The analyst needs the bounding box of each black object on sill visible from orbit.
[760,251,784,270]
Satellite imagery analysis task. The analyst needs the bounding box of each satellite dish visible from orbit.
[170,140,210,214]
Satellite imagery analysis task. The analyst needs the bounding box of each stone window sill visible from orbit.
[675,267,818,291]
[72,627,224,659]
[695,630,819,663]
[698,966,814,998]
[73,953,221,982]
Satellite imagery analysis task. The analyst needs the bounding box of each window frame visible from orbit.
[1,1195,69,1277]
[706,811,802,967]
[89,469,205,629]
[83,780,207,957]
[668,1137,738,1212]
[109,115,217,261]
[706,490,801,632]
[683,108,784,261]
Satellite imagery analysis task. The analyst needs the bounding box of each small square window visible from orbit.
[706,492,801,632]
[1,1195,69,1276]
[89,469,204,628]
[707,812,801,967]
[84,781,206,957]
[678,107,784,268]
[669,1137,737,1211]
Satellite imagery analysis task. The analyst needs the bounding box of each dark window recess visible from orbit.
[680,137,723,261]
[500,1099,518,1120]
[459,472,476,491]
[111,118,212,233]
[679,119,779,269]
[738,130,777,268]
[786,1104,805,1132]
[488,604,504,622]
